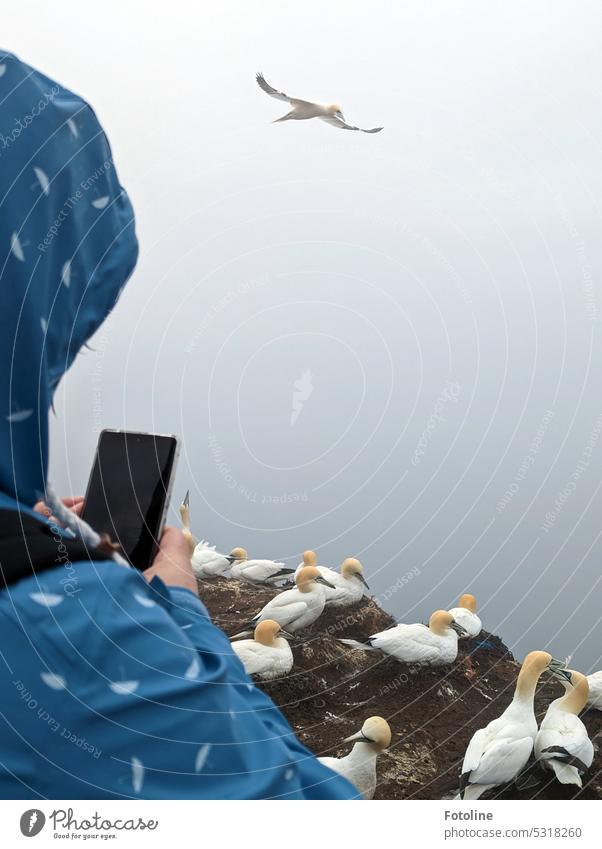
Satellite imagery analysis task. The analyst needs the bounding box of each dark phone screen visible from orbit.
[82,431,177,570]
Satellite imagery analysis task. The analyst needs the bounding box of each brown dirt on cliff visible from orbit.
[199,576,602,800]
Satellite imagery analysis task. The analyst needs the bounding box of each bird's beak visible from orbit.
[549,658,572,683]
[359,575,370,589]
[316,576,336,589]
[182,489,190,509]
[280,629,295,639]
[450,621,467,637]
[226,555,237,564]
[343,730,371,744]
[230,630,252,641]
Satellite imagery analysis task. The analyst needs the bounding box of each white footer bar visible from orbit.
[0,799,599,848]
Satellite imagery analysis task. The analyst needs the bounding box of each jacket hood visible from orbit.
[0,51,138,505]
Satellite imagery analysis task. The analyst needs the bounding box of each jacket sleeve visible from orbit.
[27,563,358,799]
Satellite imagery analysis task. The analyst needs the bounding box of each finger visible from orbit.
[159,526,188,551]
[62,496,84,508]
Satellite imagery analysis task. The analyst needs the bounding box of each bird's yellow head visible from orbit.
[458,593,477,613]
[344,716,391,750]
[429,610,466,637]
[179,490,195,556]
[296,565,320,591]
[341,558,369,588]
[559,670,589,714]
[228,547,248,563]
[254,619,281,647]
[327,104,344,118]
[522,650,553,674]
[295,565,335,593]
[515,652,571,698]
[302,550,317,567]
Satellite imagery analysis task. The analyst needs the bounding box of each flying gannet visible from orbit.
[318,716,391,799]
[586,671,602,710]
[230,620,294,680]
[296,553,369,607]
[448,593,482,638]
[236,565,335,634]
[228,547,295,585]
[191,539,232,579]
[339,610,466,666]
[458,651,571,800]
[534,669,594,787]
[256,73,383,134]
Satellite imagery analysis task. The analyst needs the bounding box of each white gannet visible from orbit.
[448,593,482,638]
[306,556,369,608]
[179,490,197,556]
[191,539,232,579]
[586,671,602,710]
[534,669,594,787]
[458,651,571,800]
[228,547,295,585]
[239,566,335,634]
[256,73,383,134]
[340,610,467,666]
[318,716,391,799]
[230,620,294,680]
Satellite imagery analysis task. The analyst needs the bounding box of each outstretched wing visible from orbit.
[256,73,294,103]
[256,73,314,108]
[319,115,383,134]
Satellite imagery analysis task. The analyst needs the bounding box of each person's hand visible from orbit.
[143,526,199,596]
[33,495,84,523]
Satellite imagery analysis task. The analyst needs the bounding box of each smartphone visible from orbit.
[81,429,180,570]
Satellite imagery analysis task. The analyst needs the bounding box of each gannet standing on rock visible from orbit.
[340,610,466,666]
[231,620,294,680]
[586,671,602,710]
[458,651,571,800]
[256,73,384,134]
[191,540,232,579]
[228,547,295,585]
[295,551,369,607]
[448,593,482,638]
[534,669,594,787]
[238,566,335,634]
[318,717,391,799]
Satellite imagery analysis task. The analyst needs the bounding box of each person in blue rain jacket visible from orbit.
[0,51,357,800]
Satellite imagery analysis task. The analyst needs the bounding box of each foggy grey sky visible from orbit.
[5,1,602,669]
